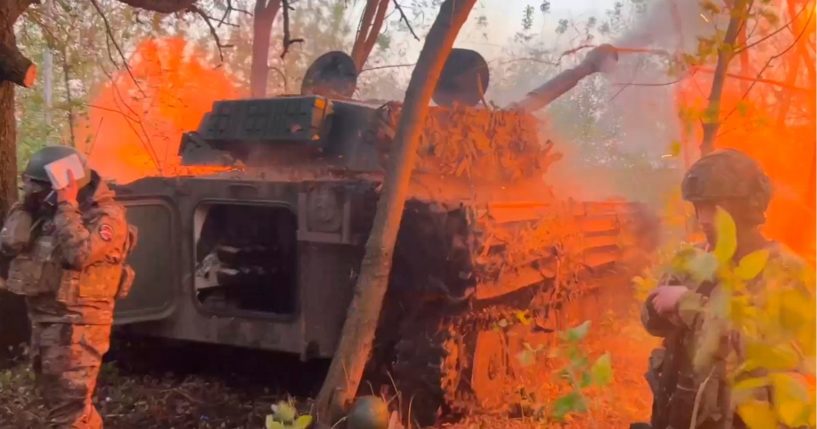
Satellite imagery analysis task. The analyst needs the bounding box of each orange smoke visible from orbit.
[75,37,240,184]
[675,2,816,259]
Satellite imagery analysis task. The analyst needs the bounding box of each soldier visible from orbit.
[0,146,135,429]
[640,148,809,429]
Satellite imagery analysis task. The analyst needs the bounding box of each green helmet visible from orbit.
[681,148,772,224]
[23,145,92,189]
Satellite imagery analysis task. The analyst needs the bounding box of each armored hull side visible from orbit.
[104,97,656,424]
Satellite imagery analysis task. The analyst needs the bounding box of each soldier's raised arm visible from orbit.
[54,199,127,270]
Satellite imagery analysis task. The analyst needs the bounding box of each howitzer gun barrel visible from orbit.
[510,44,619,112]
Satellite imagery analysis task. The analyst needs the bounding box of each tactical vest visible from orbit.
[3,214,137,303]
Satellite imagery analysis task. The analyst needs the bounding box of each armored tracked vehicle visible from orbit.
[1,46,657,423]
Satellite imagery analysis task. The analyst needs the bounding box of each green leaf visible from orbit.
[713,208,737,263]
[687,250,718,285]
[266,415,285,429]
[293,415,313,429]
[778,288,815,340]
[516,349,536,368]
[743,342,800,372]
[515,310,532,325]
[579,371,592,388]
[273,401,297,423]
[669,140,682,157]
[736,100,750,117]
[730,294,757,325]
[552,391,586,420]
[770,373,811,426]
[738,400,778,429]
[563,321,591,342]
[590,353,613,386]
[735,249,770,281]
[732,376,770,404]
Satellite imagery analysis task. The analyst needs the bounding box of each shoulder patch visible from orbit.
[98,224,114,241]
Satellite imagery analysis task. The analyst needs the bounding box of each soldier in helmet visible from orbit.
[0,146,135,429]
[639,148,811,429]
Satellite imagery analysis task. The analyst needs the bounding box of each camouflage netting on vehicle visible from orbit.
[369,103,562,182]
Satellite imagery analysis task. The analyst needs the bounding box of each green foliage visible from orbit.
[550,321,614,422]
[639,208,816,428]
[265,399,313,429]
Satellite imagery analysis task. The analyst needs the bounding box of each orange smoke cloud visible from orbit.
[75,37,240,184]
[674,11,816,259]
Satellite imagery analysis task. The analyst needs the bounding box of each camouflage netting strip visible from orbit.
[369,103,560,182]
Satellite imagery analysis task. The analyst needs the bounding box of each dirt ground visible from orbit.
[0,295,657,429]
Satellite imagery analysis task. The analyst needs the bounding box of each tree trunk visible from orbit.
[314,0,476,423]
[0,42,36,88]
[350,0,389,71]
[250,0,281,98]
[0,0,37,221]
[699,0,750,155]
[61,48,75,146]
[737,21,749,94]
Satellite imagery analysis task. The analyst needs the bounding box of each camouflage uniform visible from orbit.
[1,149,132,429]
[642,244,811,429]
[641,149,796,429]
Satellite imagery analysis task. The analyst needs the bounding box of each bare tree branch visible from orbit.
[734,2,809,54]
[216,0,249,28]
[115,0,197,13]
[96,63,163,172]
[361,62,415,72]
[280,0,304,59]
[393,0,419,41]
[497,56,560,66]
[693,66,811,93]
[89,0,146,97]
[700,0,750,155]
[611,75,690,89]
[190,5,233,62]
[722,4,815,124]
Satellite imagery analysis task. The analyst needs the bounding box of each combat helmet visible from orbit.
[23,145,92,189]
[681,148,772,225]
